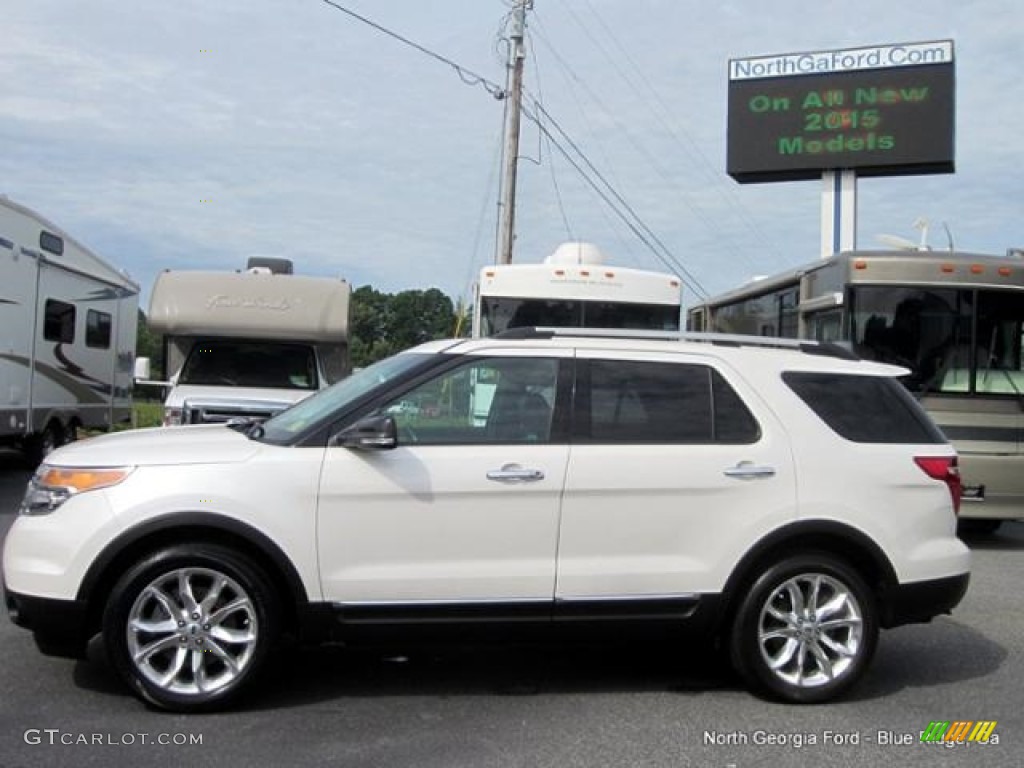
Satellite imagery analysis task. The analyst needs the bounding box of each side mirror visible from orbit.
[334,415,398,451]
[133,356,172,391]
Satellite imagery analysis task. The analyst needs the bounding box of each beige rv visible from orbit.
[141,260,350,425]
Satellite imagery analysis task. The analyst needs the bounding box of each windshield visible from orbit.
[851,286,1024,396]
[180,340,318,390]
[258,353,435,443]
[480,297,680,335]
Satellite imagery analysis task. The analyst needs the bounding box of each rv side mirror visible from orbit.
[134,357,151,381]
[333,415,398,451]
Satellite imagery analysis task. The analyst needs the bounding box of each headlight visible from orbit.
[20,465,134,516]
[164,407,183,426]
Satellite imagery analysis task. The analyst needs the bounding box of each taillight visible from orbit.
[915,456,962,515]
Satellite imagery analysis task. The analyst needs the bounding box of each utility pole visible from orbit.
[496,0,529,265]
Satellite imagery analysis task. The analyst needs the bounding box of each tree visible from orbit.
[136,308,163,378]
[350,286,458,368]
[390,288,455,350]
[350,285,395,368]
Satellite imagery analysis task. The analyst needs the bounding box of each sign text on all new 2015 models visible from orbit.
[726,40,955,183]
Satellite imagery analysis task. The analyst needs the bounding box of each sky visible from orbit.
[2,0,1021,310]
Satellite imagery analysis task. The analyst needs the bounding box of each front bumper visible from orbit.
[4,584,91,659]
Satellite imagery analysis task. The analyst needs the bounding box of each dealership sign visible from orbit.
[727,41,955,183]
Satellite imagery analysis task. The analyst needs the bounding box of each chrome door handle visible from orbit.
[723,462,776,480]
[487,464,545,483]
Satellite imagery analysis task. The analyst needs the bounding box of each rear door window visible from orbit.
[577,359,759,444]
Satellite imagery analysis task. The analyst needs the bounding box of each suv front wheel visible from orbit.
[729,554,878,704]
[102,544,280,711]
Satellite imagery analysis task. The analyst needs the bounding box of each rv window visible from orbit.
[39,230,64,256]
[44,300,75,343]
[86,310,112,348]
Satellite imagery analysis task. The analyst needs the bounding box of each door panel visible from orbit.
[556,351,797,599]
[317,354,570,604]
[318,444,568,602]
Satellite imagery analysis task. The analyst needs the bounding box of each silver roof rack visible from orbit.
[491,326,860,361]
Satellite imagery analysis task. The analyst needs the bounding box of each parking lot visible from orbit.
[0,451,1019,768]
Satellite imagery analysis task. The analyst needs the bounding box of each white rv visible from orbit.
[0,196,139,464]
[143,260,351,425]
[472,242,683,337]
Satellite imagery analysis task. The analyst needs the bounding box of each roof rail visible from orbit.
[493,326,681,341]
[489,326,860,361]
[680,331,860,360]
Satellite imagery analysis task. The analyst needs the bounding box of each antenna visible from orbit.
[941,222,955,252]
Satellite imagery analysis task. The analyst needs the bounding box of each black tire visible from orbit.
[728,554,878,704]
[102,544,280,712]
[23,422,63,467]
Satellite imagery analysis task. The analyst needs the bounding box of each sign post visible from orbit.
[821,169,857,257]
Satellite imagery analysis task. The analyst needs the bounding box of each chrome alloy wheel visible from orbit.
[757,572,864,688]
[126,567,259,696]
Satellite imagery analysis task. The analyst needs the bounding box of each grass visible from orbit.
[88,401,163,436]
[132,401,165,429]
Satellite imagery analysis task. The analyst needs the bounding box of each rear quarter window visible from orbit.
[783,371,946,444]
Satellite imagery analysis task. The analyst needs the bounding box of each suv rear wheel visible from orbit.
[729,554,878,704]
[102,544,279,712]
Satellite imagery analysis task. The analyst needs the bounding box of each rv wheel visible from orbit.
[24,423,64,467]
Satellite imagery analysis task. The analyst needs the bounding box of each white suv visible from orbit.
[3,330,970,711]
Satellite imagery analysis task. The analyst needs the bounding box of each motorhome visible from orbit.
[142,260,351,425]
[686,248,1024,533]
[0,196,139,464]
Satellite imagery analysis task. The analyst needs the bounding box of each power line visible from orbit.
[529,16,741,271]
[318,0,704,295]
[526,25,574,242]
[524,99,710,298]
[578,0,783,271]
[533,6,779,283]
[524,16,636,263]
[319,0,506,99]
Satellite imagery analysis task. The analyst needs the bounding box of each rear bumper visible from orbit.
[880,572,970,628]
[4,585,91,659]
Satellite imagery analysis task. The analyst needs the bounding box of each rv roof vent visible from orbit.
[246,257,293,275]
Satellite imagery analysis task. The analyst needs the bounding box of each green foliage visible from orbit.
[351,286,460,368]
[136,308,163,379]
[132,401,164,429]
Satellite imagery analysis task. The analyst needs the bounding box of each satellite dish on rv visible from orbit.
[875,234,921,251]
[544,242,607,266]
[876,218,933,251]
